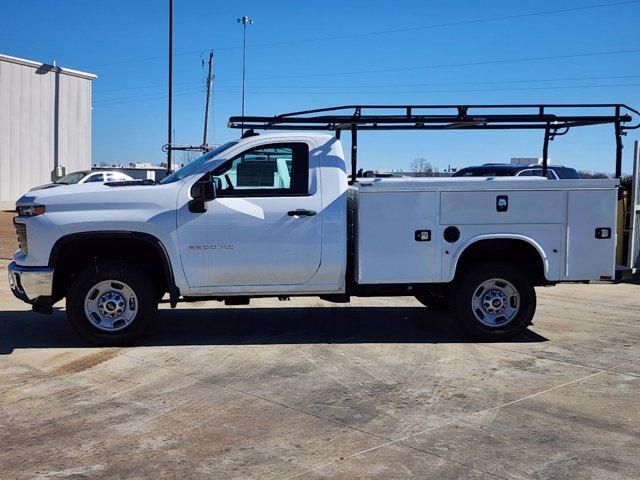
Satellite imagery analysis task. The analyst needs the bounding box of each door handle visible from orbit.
[288,209,317,217]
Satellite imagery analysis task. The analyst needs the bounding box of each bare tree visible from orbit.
[181,150,201,164]
[411,158,439,177]
[578,170,610,179]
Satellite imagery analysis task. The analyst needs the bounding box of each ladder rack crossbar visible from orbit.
[226,104,640,182]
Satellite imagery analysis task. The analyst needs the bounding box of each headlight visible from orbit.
[16,205,46,217]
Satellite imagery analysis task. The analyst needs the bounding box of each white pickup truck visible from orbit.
[7,104,635,345]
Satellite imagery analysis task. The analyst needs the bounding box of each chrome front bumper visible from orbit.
[8,261,54,306]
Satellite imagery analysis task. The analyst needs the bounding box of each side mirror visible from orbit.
[188,173,216,213]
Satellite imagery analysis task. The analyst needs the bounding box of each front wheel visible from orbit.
[453,263,536,341]
[66,262,158,346]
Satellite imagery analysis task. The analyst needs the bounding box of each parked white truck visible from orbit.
[7,104,638,345]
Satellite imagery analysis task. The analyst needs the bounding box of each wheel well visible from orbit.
[454,239,547,285]
[51,234,173,300]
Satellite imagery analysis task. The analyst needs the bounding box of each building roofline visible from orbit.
[0,53,98,80]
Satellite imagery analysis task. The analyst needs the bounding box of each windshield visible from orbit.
[160,141,238,184]
[55,172,87,184]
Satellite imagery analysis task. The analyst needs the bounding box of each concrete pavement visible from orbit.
[1,260,639,479]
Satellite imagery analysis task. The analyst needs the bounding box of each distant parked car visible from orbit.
[452,164,581,179]
[30,170,134,191]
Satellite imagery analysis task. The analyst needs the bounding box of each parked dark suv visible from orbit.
[452,163,581,179]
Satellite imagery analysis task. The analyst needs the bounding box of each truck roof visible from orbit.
[240,132,335,142]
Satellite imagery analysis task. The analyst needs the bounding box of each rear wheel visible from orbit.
[66,262,158,346]
[453,263,536,341]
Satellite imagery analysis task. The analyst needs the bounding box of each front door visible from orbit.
[177,140,322,289]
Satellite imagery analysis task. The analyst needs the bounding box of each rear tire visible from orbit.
[66,262,158,346]
[453,262,536,341]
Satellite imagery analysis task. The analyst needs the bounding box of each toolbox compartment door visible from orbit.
[356,191,439,284]
[565,189,617,280]
[440,190,565,225]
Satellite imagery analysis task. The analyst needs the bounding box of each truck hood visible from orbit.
[29,183,64,191]
[16,181,180,211]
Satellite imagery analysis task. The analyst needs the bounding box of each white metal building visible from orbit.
[0,54,97,209]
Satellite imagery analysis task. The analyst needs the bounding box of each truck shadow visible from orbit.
[0,306,548,354]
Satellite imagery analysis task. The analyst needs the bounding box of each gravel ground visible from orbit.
[0,211,16,260]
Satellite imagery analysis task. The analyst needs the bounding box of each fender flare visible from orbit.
[446,234,550,282]
[49,231,180,306]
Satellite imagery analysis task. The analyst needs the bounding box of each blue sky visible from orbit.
[2,0,640,173]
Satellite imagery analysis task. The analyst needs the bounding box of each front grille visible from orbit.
[15,222,27,254]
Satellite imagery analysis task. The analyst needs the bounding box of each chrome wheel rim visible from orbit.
[471,278,520,328]
[84,280,138,332]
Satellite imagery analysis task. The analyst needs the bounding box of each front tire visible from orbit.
[453,263,536,341]
[66,262,158,346]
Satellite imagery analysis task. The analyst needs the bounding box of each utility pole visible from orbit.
[237,15,253,134]
[166,0,174,173]
[202,50,214,149]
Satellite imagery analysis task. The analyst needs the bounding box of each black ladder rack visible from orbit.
[228,104,640,183]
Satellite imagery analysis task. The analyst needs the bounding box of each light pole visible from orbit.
[237,15,253,134]
[167,0,174,173]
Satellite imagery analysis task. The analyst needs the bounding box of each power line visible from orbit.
[94,75,640,98]
[94,67,640,102]
[92,82,640,108]
[241,48,640,80]
[82,0,639,69]
[213,74,640,90]
[85,50,203,68]
[93,87,203,106]
[222,82,640,95]
[238,0,640,49]
[94,86,204,104]
[94,91,203,107]
[94,80,200,94]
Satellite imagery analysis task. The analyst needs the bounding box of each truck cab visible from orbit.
[173,134,348,295]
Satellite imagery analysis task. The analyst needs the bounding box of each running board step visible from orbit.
[224,297,250,306]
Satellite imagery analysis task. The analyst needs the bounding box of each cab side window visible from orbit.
[212,143,309,197]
